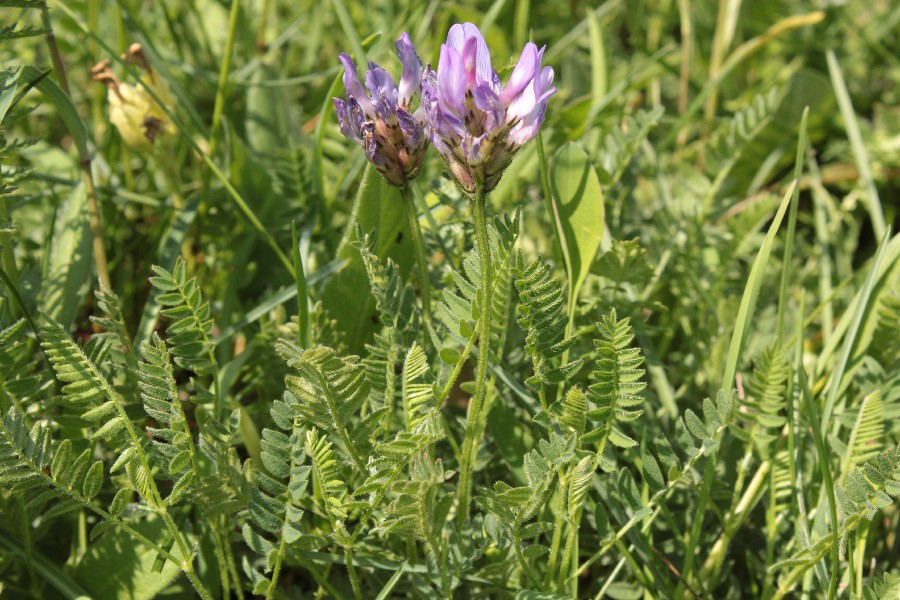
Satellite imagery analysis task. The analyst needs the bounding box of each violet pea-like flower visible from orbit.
[422,23,556,194]
[333,33,430,187]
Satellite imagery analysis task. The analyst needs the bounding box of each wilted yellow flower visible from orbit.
[92,44,174,153]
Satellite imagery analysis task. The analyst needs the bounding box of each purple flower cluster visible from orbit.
[334,33,429,187]
[423,24,556,193]
[335,23,555,194]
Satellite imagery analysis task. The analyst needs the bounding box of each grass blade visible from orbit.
[820,228,894,431]
[826,49,886,239]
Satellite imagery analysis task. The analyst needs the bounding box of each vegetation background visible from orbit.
[0,0,898,599]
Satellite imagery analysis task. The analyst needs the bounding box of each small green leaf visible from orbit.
[608,427,637,448]
[82,461,104,500]
[51,439,72,481]
[89,520,116,542]
[459,318,474,339]
[283,522,303,544]
[168,450,191,474]
[167,472,194,505]
[82,401,118,422]
[594,501,611,539]
[91,417,125,441]
[109,488,131,517]
[522,544,550,559]
[0,68,20,124]
[75,515,183,600]
[439,347,461,364]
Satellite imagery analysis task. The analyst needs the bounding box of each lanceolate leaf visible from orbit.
[40,184,92,329]
[549,142,605,312]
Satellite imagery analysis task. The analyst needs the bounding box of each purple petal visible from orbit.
[504,79,535,124]
[360,122,381,165]
[339,53,376,115]
[500,43,539,105]
[420,65,437,106]
[437,45,467,116]
[334,96,369,144]
[333,97,355,142]
[473,84,503,132]
[334,97,347,122]
[507,102,547,146]
[397,107,424,149]
[434,108,466,141]
[365,65,398,118]
[507,68,555,146]
[461,36,479,86]
[394,32,423,107]
[536,64,555,97]
[461,134,486,165]
[348,97,368,137]
[446,23,493,86]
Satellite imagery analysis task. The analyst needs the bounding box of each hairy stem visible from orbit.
[210,522,230,597]
[345,547,363,600]
[456,185,492,527]
[545,469,567,588]
[400,184,432,324]
[267,535,287,600]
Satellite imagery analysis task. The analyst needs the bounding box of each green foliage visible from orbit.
[595,107,665,187]
[705,88,780,177]
[477,434,567,563]
[242,410,311,594]
[436,211,520,360]
[0,320,45,410]
[582,310,647,450]
[356,227,417,336]
[772,445,900,585]
[548,142,605,308]
[515,258,582,392]
[40,317,113,409]
[856,571,900,600]
[277,342,376,465]
[149,257,216,376]
[1,1,898,598]
[138,334,199,504]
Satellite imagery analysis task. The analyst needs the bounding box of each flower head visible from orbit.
[422,23,556,194]
[333,33,429,187]
[92,44,174,153]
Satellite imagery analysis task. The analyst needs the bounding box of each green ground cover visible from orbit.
[0,0,898,598]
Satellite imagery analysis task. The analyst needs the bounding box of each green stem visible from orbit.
[222,523,241,598]
[38,3,70,95]
[267,534,287,600]
[39,3,111,288]
[159,511,213,600]
[436,333,476,405]
[346,547,363,600]
[208,0,241,160]
[0,196,19,319]
[400,185,432,324]
[456,185,492,527]
[545,469,567,588]
[700,459,770,580]
[211,519,231,598]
